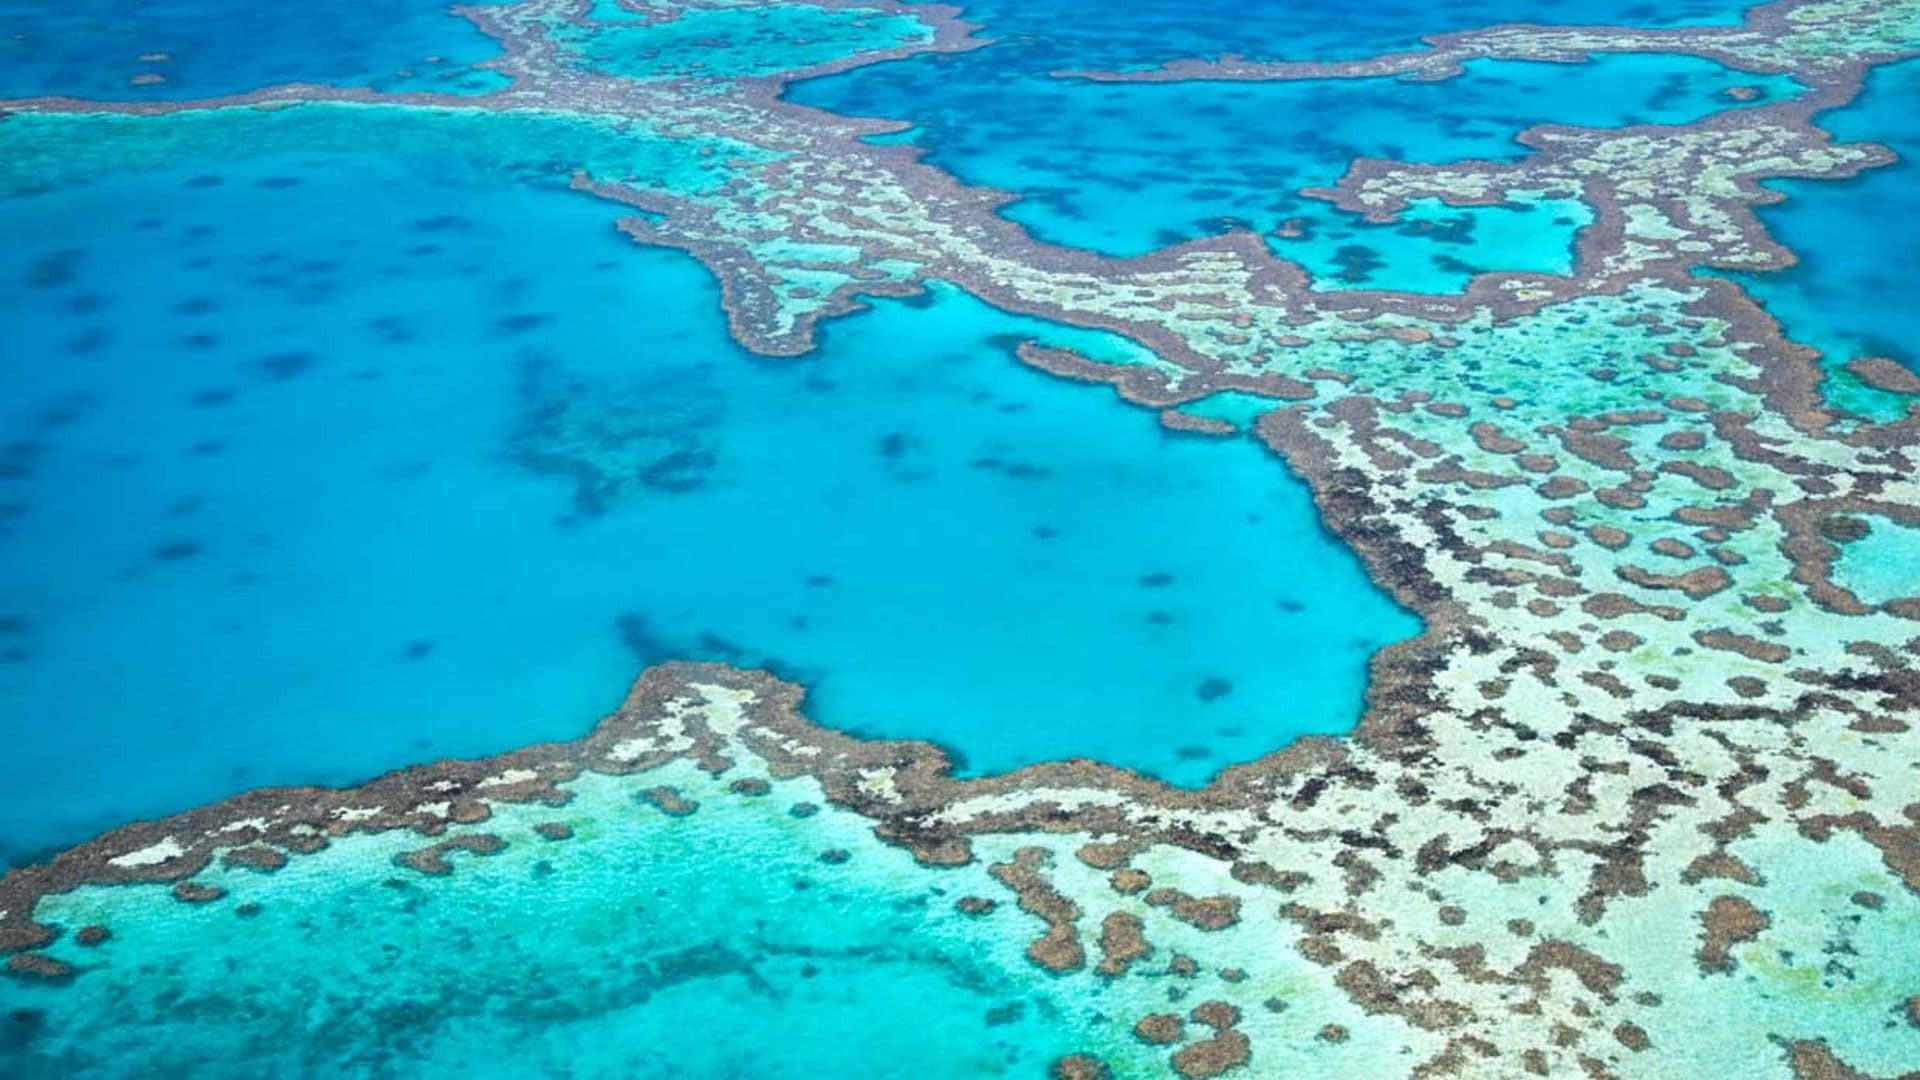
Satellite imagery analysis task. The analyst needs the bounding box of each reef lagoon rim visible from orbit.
[791,50,1799,268]
[0,129,1417,861]
[5,0,1920,1075]
[0,663,1435,1080]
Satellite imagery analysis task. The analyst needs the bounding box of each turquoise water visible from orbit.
[550,4,934,80]
[1834,518,1920,605]
[0,0,507,99]
[1720,60,1920,420]
[791,52,1797,273]
[901,0,1747,71]
[0,766,1139,1078]
[1275,190,1595,293]
[0,130,1416,860]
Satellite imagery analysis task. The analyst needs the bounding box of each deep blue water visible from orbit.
[0,139,1416,859]
[1719,59,1920,418]
[0,0,506,99]
[792,50,1797,276]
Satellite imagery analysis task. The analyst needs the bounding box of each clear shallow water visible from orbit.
[1834,517,1920,605]
[0,761,1413,1079]
[0,0,507,100]
[0,129,1416,859]
[1719,60,1920,421]
[791,52,1797,273]
[1275,190,1594,294]
[0,767,1132,1078]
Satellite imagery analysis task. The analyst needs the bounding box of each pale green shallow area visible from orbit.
[1419,829,1920,1074]
[1835,517,1920,605]
[0,761,1424,1077]
[1,767,1110,1078]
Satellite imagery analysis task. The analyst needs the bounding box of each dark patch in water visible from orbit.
[639,448,714,493]
[255,351,314,380]
[403,641,436,660]
[367,315,415,344]
[193,389,234,407]
[695,633,746,660]
[970,457,1049,480]
[63,293,107,316]
[412,214,474,233]
[1276,598,1307,613]
[615,614,674,666]
[495,313,551,336]
[1332,244,1383,284]
[3,1008,45,1052]
[24,249,83,290]
[1195,676,1233,703]
[1175,745,1212,760]
[184,175,224,188]
[1402,213,1474,246]
[1146,611,1174,625]
[985,1002,1025,1026]
[1138,572,1175,588]
[153,540,202,561]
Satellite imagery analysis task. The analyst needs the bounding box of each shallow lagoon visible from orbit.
[1834,517,1920,606]
[793,51,1797,280]
[0,124,1416,859]
[902,0,1746,72]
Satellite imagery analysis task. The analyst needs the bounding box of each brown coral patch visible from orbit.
[1697,894,1769,973]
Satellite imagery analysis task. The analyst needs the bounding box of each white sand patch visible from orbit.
[109,837,185,868]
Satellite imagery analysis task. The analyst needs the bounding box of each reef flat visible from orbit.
[3,0,1920,1076]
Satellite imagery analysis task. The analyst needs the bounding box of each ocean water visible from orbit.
[903,0,1746,71]
[790,52,1798,274]
[0,0,507,100]
[1718,60,1920,421]
[549,4,935,80]
[0,116,1417,860]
